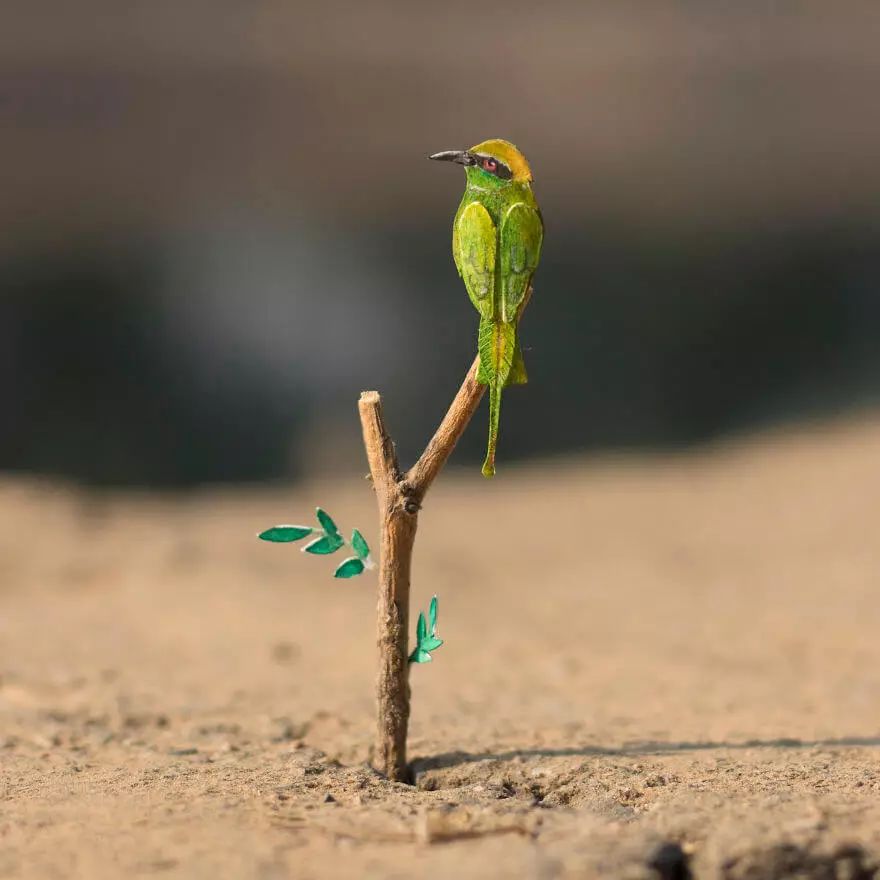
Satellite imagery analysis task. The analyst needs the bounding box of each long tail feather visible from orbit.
[478,319,516,478]
[482,381,501,477]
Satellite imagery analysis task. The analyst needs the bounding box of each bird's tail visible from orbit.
[482,381,502,477]
[477,318,517,478]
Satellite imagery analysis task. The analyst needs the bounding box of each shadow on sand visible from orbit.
[411,735,880,775]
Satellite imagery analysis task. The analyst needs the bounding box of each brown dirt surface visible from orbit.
[2,417,880,879]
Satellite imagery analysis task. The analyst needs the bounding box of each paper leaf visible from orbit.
[258,525,314,543]
[409,647,433,664]
[409,597,443,663]
[315,508,339,537]
[303,533,345,555]
[334,556,365,579]
[351,528,370,561]
[429,595,439,636]
[421,636,443,652]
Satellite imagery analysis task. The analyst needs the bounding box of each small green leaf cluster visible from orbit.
[258,508,375,578]
[409,596,443,664]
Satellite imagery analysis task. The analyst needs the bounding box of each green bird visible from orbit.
[430,139,543,477]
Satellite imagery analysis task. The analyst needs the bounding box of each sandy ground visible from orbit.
[2,417,880,879]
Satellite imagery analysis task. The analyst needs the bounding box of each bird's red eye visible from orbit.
[482,158,497,172]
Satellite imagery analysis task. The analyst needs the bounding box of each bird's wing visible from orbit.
[500,203,543,322]
[453,200,496,319]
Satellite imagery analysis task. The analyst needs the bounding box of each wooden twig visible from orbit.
[358,391,401,493]
[358,355,485,781]
[406,356,484,493]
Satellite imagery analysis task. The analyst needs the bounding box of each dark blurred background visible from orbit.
[3,1,879,486]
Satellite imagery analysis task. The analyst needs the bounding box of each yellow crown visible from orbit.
[469,139,533,183]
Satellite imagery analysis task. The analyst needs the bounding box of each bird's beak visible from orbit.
[428,150,476,166]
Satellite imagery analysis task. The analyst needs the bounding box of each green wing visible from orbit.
[499,203,543,322]
[453,200,496,319]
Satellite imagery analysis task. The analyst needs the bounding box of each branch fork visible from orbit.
[358,355,484,781]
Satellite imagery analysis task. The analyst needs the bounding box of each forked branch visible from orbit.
[358,355,485,781]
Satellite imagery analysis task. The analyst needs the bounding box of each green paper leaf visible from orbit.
[315,508,339,537]
[421,636,443,652]
[258,525,314,543]
[303,533,345,555]
[429,595,439,636]
[409,597,444,663]
[334,556,365,579]
[351,528,370,561]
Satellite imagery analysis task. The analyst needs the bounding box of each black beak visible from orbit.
[428,150,476,166]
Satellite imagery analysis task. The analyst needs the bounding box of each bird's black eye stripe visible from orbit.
[473,154,513,180]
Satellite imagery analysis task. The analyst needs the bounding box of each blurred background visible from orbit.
[6,8,880,875]
[3,1,880,487]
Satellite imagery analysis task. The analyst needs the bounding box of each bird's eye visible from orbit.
[482,158,497,172]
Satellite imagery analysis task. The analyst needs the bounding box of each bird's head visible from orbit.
[429,139,533,188]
